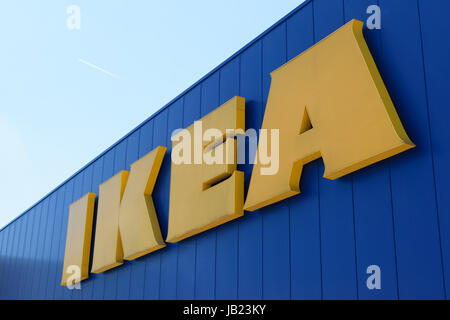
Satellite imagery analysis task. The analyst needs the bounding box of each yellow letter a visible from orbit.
[244,20,414,212]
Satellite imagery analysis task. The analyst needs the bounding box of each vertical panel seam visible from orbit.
[214,72,221,300]
[17,212,30,298]
[21,212,34,298]
[311,0,324,301]
[373,0,401,301]
[416,0,447,299]
[53,184,68,299]
[96,156,105,300]
[141,127,150,299]
[174,98,184,300]
[13,220,25,298]
[44,193,57,299]
[342,0,359,300]
[4,226,15,298]
[283,21,293,300]
[260,37,265,301]
[28,202,44,298]
[85,162,95,300]
[1,229,10,299]
[351,176,359,299]
[102,150,116,300]
[128,129,142,300]
[149,121,163,301]
[237,55,241,300]
[71,173,86,300]
[9,218,22,299]
[115,140,129,301]
[194,84,203,300]
[68,177,81,300]
[387,162,400,300]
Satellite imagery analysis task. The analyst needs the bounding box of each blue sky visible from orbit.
[0,0,305,228]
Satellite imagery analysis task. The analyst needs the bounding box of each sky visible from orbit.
[0,0,306,229]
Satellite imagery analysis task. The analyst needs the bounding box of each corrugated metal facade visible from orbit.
[1,0,449,300]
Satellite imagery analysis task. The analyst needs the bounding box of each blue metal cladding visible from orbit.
[0,0,449,299]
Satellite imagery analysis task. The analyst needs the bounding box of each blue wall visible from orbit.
[1,0,450,300]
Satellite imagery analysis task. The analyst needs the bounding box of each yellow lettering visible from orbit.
[119,146,166,260]
[166,96,245,242]
[61,192,95,286]
[244,20,414,211]
[90,146,166,274]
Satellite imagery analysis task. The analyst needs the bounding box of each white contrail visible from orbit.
[78,58,119,79]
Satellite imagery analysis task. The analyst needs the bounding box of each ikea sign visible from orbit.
[61,20,414,287]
